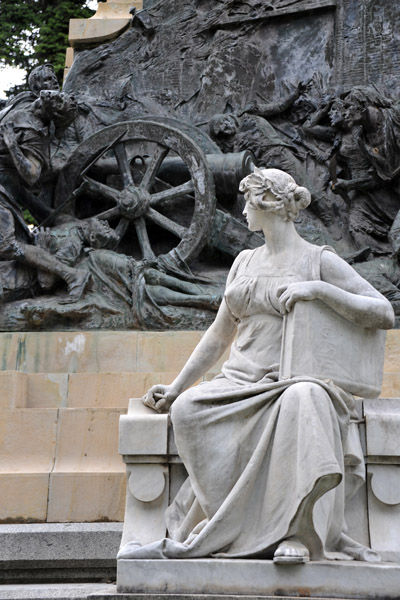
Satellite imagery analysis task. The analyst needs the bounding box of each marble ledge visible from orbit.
[117,558,400,599]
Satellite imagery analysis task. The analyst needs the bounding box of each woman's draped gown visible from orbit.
[119,243,365,560]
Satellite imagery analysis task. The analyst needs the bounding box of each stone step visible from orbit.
[1,329,399,376]
[0,331,214,374]
[0,328,396,375]
[90,594,360,600]
[2,370,400,410]
[0,523,121,586]
[0,588,367,600]
[0,408,126,523]
[0,372,182,409]
[0,584,114,600]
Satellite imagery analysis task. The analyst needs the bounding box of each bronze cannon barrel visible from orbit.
[90,150,255,198]
[156,150,255,198]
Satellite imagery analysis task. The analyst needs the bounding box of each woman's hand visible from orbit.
[143,384,180,413]
[277,281,322,314]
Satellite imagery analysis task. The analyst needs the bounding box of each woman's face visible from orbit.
[242,187,271,231]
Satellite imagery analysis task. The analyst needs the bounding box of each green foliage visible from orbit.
[23,209,37,226]
[0,0,95,95]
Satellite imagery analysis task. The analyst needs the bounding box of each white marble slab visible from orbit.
[280,300,386,398]
[119,398,168,456]
[117,558,400,598]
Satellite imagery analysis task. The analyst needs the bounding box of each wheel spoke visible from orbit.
[140,146,169,191]
[134,217,156,260]
[114,217,130,241]
[147,208,186,239]
[150,180,195,206]
[114,142,134,187]
[93,206,121,221]
[82,176,120,204]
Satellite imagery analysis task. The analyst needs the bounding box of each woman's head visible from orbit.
[239,168,311,222]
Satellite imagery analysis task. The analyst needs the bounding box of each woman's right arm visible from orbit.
[144,251,249,412]
[143,299,237,413]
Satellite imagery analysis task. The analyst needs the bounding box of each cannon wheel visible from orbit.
[54,120,216,263]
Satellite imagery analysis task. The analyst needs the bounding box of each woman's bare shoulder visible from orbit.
[320,248,382,295]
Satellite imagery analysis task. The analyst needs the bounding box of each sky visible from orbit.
[0,0,98,100]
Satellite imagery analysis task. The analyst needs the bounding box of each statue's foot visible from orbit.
[60,271,91,304]
[273,538,310,564]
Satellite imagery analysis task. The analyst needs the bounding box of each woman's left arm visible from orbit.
[277,251,394,329]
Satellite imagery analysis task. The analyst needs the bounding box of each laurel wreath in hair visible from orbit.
[239,167,311,221]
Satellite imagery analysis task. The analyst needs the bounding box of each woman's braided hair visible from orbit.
[239,167,311,221]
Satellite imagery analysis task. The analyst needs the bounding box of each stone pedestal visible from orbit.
[117,324,400,596]
[117,559,400,599]
[118,395,400,566]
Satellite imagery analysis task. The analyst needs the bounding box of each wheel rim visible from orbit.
[55,120,216,264]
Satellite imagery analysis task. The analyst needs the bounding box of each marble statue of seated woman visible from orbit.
[118,167,394,564]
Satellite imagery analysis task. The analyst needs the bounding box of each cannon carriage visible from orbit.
[0,114,261,330]
[54,117,260,265]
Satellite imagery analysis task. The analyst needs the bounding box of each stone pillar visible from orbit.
[64,0,144,80]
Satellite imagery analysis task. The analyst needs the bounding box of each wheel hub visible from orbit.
[117,185,151,219]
